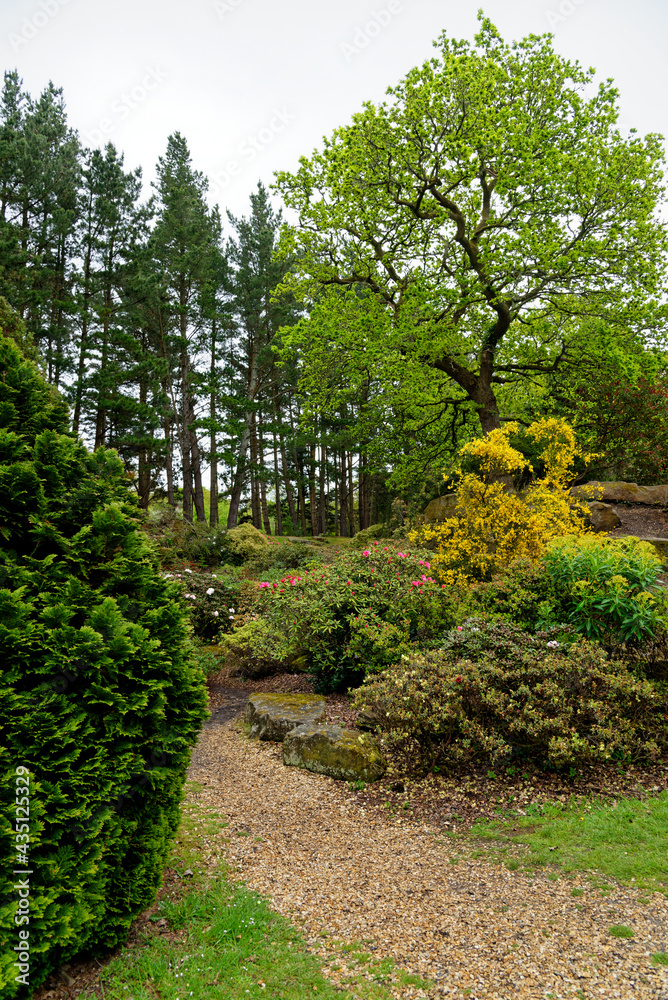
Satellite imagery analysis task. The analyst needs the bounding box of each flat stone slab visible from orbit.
[282,723,386,782]
[244,693,326,741]
[572,482,668,505]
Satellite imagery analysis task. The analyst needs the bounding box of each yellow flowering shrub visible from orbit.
[413,418,596,585]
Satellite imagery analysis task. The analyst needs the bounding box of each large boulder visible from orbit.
[244,693,326,741]
[586,501,622,532]
[572,482,668,505]
[422,494,459,523]
[282,724,386,782]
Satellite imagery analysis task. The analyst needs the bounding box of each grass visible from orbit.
[79,785,431,1000]
[471,790,668,893]
[609,925,635,938]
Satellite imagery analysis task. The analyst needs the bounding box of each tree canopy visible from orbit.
[274,14,668,437]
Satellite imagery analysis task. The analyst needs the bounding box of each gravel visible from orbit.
[189,694,668,1000]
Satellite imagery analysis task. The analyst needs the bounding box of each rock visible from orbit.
[572,482,668,505]
[422,494,459,523]
[244,693,326,741]
[282,723,386,782]
[586,501,622,532]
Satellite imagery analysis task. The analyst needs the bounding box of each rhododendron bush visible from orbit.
[245,543,469,691]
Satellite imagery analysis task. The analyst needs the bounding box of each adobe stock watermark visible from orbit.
[209,107,296,196]
[340,1,403,64]
[13,766,32,989]
[83,66,168,147]
[545,0,586,30]
[8,0,73,52]
[213,0,246,17]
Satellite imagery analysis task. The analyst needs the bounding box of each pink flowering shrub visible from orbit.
[248,542,470,691]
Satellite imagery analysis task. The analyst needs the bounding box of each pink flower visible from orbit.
[425,562,431,570]
[258,582,270,588]
[411,581,419,587]
[418,560,424,566]
[362,550,370,557]
[457,626,463,631]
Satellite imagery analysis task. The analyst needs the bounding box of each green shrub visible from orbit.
[248,542,469,691]
[0,335,207,996]
[352,618,668,774]
[350,523,391,548]
[542,535,667,649]
[224,523,271,565]
[143,505,230,567]
[165,567,242,641]
[220,618,302,678]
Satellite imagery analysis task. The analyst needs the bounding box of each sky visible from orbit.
[0,0,666,225]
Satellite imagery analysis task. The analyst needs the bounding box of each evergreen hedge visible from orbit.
[0,333,207,996]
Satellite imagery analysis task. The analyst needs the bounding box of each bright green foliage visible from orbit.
[275,15,667,444]
[0,336,207,996]
[224,522,271,564]
[352,618,668,773]
[248,542,468,690]
[350,524,392,549]
[542,535,667,648]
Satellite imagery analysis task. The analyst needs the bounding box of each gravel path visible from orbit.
[188,697,668,1000]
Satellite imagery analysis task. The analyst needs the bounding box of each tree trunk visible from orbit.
[258,411,272,534]
[348,450,355,535]
[209,318,219,527]
[319,438,327,535]
[227,347,260,529]
[272,426,283,536]
[163,407,175,507]
[339,448,348,537]
[276,412,297,532]
[309,441,318,537]
[188,395,207,523]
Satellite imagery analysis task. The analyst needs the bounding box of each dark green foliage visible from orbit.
[143,505,230,567]
[353,619,668,774]
[0,336,207,996]
[165,567,241,641]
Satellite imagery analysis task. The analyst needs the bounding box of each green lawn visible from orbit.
[471,790,668,894]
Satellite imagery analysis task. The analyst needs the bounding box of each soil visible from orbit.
[607,503,668,541]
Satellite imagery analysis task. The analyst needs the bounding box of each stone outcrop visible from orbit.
[244,693,326,741]
[282,724,386,782]
[422,494,459,523]
[572,482,668,506]
[586,501,622,532]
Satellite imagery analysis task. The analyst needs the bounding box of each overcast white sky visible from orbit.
[0,0,665,226]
